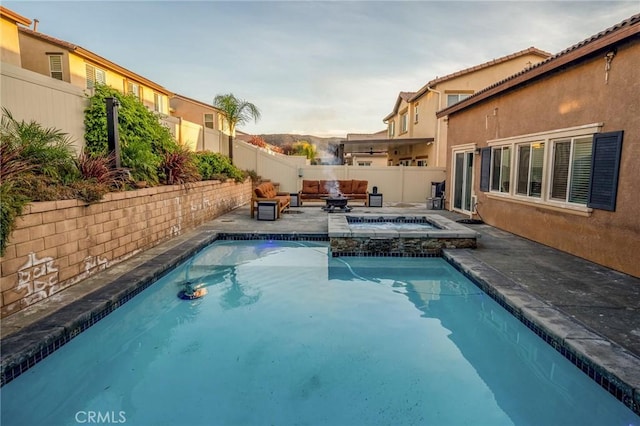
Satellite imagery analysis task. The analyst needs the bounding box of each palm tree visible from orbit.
[213,93,261,161]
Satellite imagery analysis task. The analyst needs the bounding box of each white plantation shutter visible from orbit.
[95,68,106,84]
[568,137,593,204]
[85,64,95,88]
[530,143,544,197]
[49,55,63,80]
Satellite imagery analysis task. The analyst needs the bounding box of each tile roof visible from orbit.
[383,91,416,121]
[172,93,222,113]
[409,46,552,102]
[436,13,640,118]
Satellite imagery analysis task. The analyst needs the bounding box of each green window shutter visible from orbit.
[479,148,491,192]
[588,131,623,211]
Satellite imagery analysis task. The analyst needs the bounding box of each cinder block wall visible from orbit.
[0,179,252,318]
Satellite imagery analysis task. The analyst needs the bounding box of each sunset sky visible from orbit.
[7,1,639,136]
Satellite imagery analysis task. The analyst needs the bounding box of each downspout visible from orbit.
[426,86,446,209]
[425,86,442,167]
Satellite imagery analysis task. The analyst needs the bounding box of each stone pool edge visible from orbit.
[328,213,478,256]
[443,248,640,415]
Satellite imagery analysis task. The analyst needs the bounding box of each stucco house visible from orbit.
[343,130,389,166]
[343,47,551,167]
[0,6,31,66]
[437,13,639,277]
[170,93,226,131]
[169,93,231,151]
[17,26,172,114]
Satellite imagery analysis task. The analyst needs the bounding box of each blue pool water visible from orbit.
[1,240,638,425]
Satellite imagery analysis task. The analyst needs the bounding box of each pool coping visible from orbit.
[443,249,640,414]
[1,229,639,416]
[328,213,478,239]
[328,213,478,256]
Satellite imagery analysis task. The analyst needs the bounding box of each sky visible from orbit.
[5,1,639,137]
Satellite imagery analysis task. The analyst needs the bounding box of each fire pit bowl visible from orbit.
[322,196,352,213]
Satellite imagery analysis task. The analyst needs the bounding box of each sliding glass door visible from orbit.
[453,151,474,212]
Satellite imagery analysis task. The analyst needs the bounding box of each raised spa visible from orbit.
[328,214,477,257]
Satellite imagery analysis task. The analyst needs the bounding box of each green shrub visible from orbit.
[0,108,80,254]
[194,151,245,182]
[0,182,29,256]
[84,84,179,184]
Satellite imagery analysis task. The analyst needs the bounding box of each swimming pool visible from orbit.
[1,240,638,425]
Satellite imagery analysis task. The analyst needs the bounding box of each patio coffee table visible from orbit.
[322,196,352,213]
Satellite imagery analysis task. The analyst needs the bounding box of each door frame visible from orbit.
[451,144,477,215]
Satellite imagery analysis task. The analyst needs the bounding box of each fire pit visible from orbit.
[322,196,352,213]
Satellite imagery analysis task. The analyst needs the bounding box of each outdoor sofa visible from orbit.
[299,179,369,205]
[251,182,291,219]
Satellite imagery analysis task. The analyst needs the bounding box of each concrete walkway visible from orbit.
[2,201,639,413]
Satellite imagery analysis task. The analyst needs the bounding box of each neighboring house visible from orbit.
[437,14,640,277]
[0,6,31,66]
[344,47,551,167]
[17,26,172,114]
[169,93,230,151]
[170,93,229,134]
[342,130,389,166]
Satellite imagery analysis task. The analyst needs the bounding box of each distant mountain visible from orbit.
[258,134,344,148]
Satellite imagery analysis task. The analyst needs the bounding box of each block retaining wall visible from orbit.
[0,179,252,318]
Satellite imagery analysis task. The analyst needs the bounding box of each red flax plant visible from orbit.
[73,151,132,201]
[159,146,201,187]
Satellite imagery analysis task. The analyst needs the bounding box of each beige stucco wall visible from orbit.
[170,97,220,129]
[0,179,252,318]
[445,41,640,277]
[388,52,549,168]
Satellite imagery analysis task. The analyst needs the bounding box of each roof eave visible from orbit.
[0,6,32,26]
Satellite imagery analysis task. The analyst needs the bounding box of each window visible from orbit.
[388,120,395,138]
[414,103,419,123]
[490,146,510,193]
[400,111,408,133]
[357,161,372,166]
[48,55,63,80]
[85,64,106,89]
[127,81,141,99]
[416,160,427,167]
[204,113,215,129]
[550,137,592,204]
[516,142,544,198]
[447,93,471,107]
[154,93,166,113]
[480,124,621,213]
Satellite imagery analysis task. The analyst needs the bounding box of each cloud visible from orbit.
[6,0,639,137]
